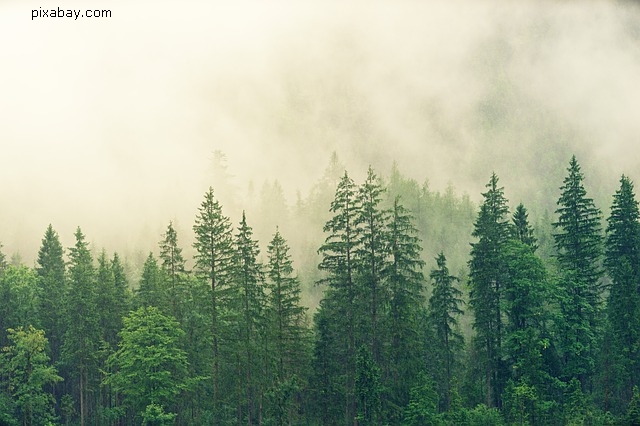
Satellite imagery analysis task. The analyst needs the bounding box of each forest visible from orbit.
[1,153,640,426]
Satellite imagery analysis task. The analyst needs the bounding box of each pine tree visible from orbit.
[35,225,66,365]
[512,204,538,251]
[159,222,187,322]
[62,227,100,426]
[468,172,511,408]
[553,156,603,388]
[354,166,390,363]
[265,229,309,426]
[137,253,165,311]
[232,211,266,424]
[429,252,463,411]
[315,171,360,425]
[385,197,426,415]
[604,175,640,411]
[192,187,234,414]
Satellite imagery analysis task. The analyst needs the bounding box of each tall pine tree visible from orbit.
[62,228,100,426]
[553,156,603,388]
[192,187,234,415]
[468,172,510,408]
[604,175,640,411]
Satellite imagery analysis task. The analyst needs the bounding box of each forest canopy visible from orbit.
[1,155,639,425]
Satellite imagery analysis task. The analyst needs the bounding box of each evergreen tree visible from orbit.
[385,197,426,417]
[159,222,187,322]
[315,171,360,424]
[137,253,165,311]
[429,252,463,412]
[265,229,309,425]
[354,166,390,363]
[192,187,234,414]
[512,203,538,251]
[232,211,266,424]
[62,227,100,426]
[553,156,603,388]
[468,173,511,408]
[604,175,640,411]
[35,225,66,365]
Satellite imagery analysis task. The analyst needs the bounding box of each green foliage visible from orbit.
[553,156,603,388]
[192,187,235,412]
[105,307,189,420]
[468,172,511,408]
[429,252,463,411]
[35,224,66,364]
[403,375,441,426]
[386,197,428,414]
[355,345,382,425]
[142,403,177,426]
[603,175,640,413]
[1,326,62,426]
[159,221,187,322]
[625,386,640,426]
[0,266,39,349]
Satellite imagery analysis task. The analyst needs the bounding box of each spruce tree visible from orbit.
[159,222,187,322]
[315,171,360,424]
[192,187,234,414]
[468,172,511,408]
[232,211,266,424]
[386,197,426,415]
[35,225,66,366]
[354,166,390,363]
[512,203,538,251]
[553,156,603,388]
[137,253,165,311]
[429,252,463,411]
[62,227,100,426]
[604,175,640,410]
[265,229,309,426]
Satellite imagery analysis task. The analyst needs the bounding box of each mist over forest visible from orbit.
[2,0,640,425]
[1,0,639,265]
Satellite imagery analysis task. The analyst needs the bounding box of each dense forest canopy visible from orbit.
[1,156,640,425]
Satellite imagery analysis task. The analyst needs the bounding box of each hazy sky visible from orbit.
[1,0,639,262]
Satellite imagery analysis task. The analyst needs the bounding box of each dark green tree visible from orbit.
[468,173,511,408]
[512,204,538,251]
[553,156,603,388]
[265,229,309,426]
[355,345,382,425]
[35,225,66,365]
[1,326,62,426]
[385,197,426,417]
[232,211,266,424]
[354,166,390,363]
[61,227,100,426]
[137,253,165,311]
[315,171,360,424]
[159,222,187,322]
[192,187,234,414]
[429,252,464,412]
[604,175,640,411]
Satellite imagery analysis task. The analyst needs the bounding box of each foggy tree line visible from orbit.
[1,155,640,425]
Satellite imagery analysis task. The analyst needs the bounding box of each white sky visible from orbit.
[1,0,639,262]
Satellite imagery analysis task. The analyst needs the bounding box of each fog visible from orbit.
[1,0,639,265]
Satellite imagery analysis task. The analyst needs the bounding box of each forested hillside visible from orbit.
[1,154,640,425]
